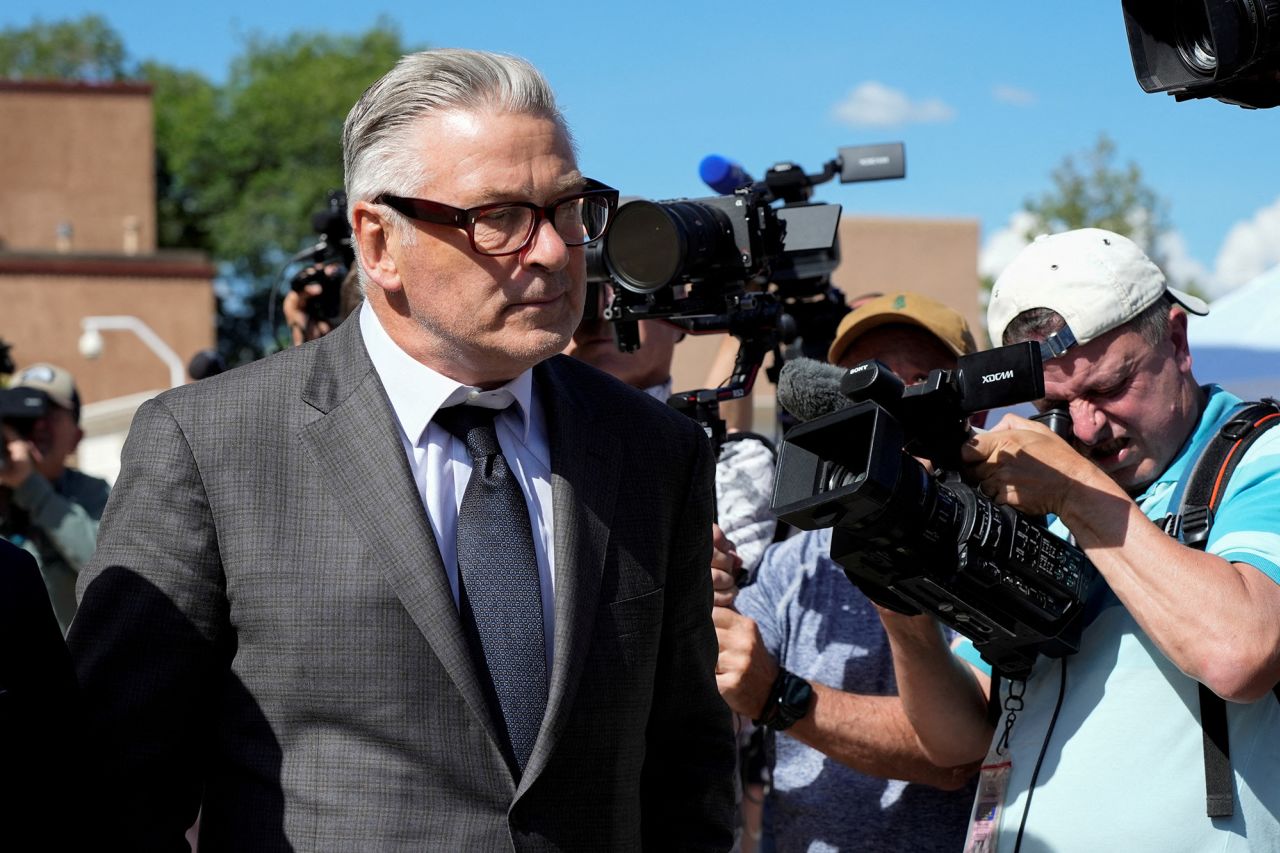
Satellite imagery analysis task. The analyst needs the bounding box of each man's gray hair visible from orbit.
[1002,294,1172,349]
[342,49,572,288]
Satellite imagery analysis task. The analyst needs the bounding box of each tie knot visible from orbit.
[435,405,502,460]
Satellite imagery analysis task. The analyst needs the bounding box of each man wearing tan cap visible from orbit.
[714,292,980,853]
[1,363,110,633]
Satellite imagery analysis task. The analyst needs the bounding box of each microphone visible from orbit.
[699,155,755,194]
[777,357,851,422]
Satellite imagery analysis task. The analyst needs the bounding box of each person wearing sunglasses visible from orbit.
[70,48,735,851]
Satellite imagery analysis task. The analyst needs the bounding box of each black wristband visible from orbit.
[754,668,813,731]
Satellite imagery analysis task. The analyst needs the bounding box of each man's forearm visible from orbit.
[880,612,993,767]
[789,683,979,789]
[1060,480,1280,702]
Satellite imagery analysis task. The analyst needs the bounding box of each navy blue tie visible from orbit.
[435,404,548,774]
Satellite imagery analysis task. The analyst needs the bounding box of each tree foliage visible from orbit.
[0,15,127,81]
[3,14,416,363]
[1022,134,1169,256]
[161,24,413,363]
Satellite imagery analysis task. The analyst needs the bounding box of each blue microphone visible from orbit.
[699,155,755,194]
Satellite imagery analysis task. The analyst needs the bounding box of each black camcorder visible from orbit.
[585,144,905,444]
[0,387,48,470]
[772,343,1094,679]
[289,189,355,321]
[1123,0,1280,108]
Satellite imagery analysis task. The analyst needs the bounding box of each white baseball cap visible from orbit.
[987,228,1209,350]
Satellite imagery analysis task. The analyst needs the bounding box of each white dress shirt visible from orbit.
[358,302,557,665]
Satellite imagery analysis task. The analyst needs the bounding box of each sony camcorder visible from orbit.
[1123,0,1280,108]
[772,344,1094,678]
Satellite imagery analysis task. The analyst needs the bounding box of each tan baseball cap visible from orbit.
[827,291,978,365]
[13,362,81,422]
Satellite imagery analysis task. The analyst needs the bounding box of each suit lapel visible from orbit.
[297,320,505,752]
[518,357,621,793]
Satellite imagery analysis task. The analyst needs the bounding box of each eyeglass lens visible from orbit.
[471,194,612,254]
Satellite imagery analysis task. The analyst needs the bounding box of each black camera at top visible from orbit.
[1123,0,1280,108]
[587,144,906,350]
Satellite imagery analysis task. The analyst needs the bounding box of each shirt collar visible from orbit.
[358,301,534,446]
[642,379,673,402]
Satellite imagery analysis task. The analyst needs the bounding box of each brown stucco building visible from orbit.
[0,80,216,480]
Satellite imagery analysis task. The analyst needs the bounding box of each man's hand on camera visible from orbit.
[712,606,778,719]
[960,412,1098,519]
[283,280,334,346]
[0,426,38,488]
[710,523,743,608]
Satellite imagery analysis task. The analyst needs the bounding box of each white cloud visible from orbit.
[1212,195,1280,297]
[831,82,956,128]
[978,210,1037,280]
[1155,230,1215,295]
[992,84,1037,107]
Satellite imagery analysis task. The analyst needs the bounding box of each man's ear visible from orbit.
[351,201,403,293]
[1167,304,1193,375]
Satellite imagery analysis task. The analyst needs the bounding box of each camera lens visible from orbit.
[1174,0,1217,74]
[603,200,738,294]
[822,462,865,493]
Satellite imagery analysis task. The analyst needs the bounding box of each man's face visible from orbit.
[1035,309,1196,494]
[835,324,958,380]
[565,285,682,390]
[31,405,81,480]
[364,109,587,386]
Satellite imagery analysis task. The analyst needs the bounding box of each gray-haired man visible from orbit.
[71,49,734,852]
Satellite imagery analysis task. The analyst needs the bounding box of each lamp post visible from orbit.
[78,315,185,389]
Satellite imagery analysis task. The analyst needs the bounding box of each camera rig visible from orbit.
[288,189,355,321]
[585,144,905,447]
[772,344,1094,679]
[1123,0,1280,108]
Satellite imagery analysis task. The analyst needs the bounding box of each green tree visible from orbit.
[165,22,414,363]
[982,134,1204,302]
[1022,133,1169,257]
[0,14,127,81]
[4,14,417,363]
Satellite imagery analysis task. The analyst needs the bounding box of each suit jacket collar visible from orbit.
[299,326,622,791]
[298,319,511,765]
[517,357,621,793]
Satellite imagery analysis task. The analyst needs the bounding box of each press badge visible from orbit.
[963,740,1012,853]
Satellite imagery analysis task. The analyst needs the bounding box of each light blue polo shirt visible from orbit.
[954,385,1280,851]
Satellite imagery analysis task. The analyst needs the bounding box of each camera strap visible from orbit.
[1164,397,1280,818]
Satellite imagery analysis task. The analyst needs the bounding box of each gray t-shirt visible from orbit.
[736,528,975,853]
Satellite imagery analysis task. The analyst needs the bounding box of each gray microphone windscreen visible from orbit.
[777,358,851,422]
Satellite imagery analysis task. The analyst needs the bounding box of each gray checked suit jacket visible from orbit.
[68,317,736,852]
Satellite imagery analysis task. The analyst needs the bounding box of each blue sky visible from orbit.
[7,1,1280,299]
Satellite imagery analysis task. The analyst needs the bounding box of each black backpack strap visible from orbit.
[1173,398,1280,818]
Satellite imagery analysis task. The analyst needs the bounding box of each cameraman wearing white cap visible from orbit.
[879,228,1280,851]
[1,363,110,634]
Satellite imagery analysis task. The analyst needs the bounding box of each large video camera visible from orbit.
[771,343,1094,678]
[289,189,355,321]
[1123,0,1280,108]
[585,144,905,442]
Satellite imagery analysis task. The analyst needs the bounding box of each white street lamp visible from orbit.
[79,315,185,389]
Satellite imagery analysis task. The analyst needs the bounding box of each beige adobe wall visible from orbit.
[0,82,156,256]
[0,272,215,404]
[669,215,982,433]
